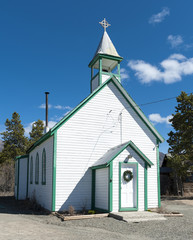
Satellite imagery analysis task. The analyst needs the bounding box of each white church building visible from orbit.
[15,19,164,213]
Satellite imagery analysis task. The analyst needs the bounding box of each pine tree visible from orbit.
[29,119,44,145]
[167,91,193,159]
[167,91,193,195]
[0,112,28,163]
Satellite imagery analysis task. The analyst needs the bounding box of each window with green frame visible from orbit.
[30,156,33,184]
[35,153,39,184]
[42,148,46,185]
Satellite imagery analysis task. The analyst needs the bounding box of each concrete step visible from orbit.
[109,211,166,223]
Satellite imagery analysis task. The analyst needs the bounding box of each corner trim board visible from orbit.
[157,139,161,207]
[52,133,57,211]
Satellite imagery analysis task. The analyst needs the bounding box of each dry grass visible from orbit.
[0,161,14,193]
[68,205,75,216]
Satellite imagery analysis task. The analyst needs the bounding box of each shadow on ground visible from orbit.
[0,196,50,215]
[161,196,193,201]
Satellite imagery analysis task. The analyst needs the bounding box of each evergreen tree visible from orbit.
[167,91,193,159]
[0,112,28,163]
[29,119,44,145]
[167,91,193,195]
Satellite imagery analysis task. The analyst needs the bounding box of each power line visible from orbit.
[137,92,193,107]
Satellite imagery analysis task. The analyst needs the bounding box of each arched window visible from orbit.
[42,149,46,185]
[30,156,33,184]
[35,153,39,184]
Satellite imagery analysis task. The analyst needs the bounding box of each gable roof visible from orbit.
[27,77,164,153]
[91,140,154,169]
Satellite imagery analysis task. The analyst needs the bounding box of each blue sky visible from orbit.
[0,0,193,153]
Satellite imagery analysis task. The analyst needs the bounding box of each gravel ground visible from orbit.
[0,196,193,240]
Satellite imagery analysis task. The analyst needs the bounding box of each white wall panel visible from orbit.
[95,168,108,210]
[56,82,158,211]
[28,136,53,211]
[18,158,28,200]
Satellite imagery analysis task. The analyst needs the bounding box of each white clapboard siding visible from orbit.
[95,168,109,210]
[112,147,145,212]
[101,74,110,83]
[18,157,28,200]
[28,136,53,211]
[56,81,158,211]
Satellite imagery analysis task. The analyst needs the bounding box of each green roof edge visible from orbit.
[27,77,164,153]
[15,154,29,161]
[91,140,153,169]
[106,141,153,167]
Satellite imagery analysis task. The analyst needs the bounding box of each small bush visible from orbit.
[0,161,14,193]
[68,205,75,215]
[88,210,95,214]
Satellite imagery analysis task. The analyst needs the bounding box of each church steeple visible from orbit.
[89,18,123,92]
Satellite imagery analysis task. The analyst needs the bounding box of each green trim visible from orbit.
[42,148,46,185]
[91,164,107,170]
[157,139,161,207]
[118,62,120,82]
[109,162,113,212]
[26,77,164,155]
[128,141,154,167]
[15,154,29,160]
[27,131,51,153]
[26,156,29,198]
[35,153,39,184]
[88,53,123,68]
[52,132,57,211]
[112,80,164,143]
[51,78,164,142]
[17,159,20,200]
[50,79,110,133]
[107,141,153,167]
[91,72,99,81]
[101,71,120,78]
[91,141,153,170]
[144,163,148,210]
[91,169,95,209]
[119,162,138,211]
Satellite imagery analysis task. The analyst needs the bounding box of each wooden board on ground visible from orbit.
[53,212,109,221]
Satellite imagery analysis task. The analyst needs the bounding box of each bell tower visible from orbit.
[89,18,123,92]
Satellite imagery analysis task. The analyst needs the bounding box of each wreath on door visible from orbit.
[123,170,133,182]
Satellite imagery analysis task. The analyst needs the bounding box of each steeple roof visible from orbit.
[93,30,121,58]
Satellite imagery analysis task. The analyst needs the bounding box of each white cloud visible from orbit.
[149,113,172,125]
[128,54,193,84]
[39,104,72,111]
[39,104,52,109]
[24,120,57,136]
[120,68,129,80]
[149,7,170,24]
[54,105,72,110]
[168,35,183,48]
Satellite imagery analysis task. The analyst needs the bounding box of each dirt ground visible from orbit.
[0,195,193,240]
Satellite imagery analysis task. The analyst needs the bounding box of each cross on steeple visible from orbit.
[99,18,111,32]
